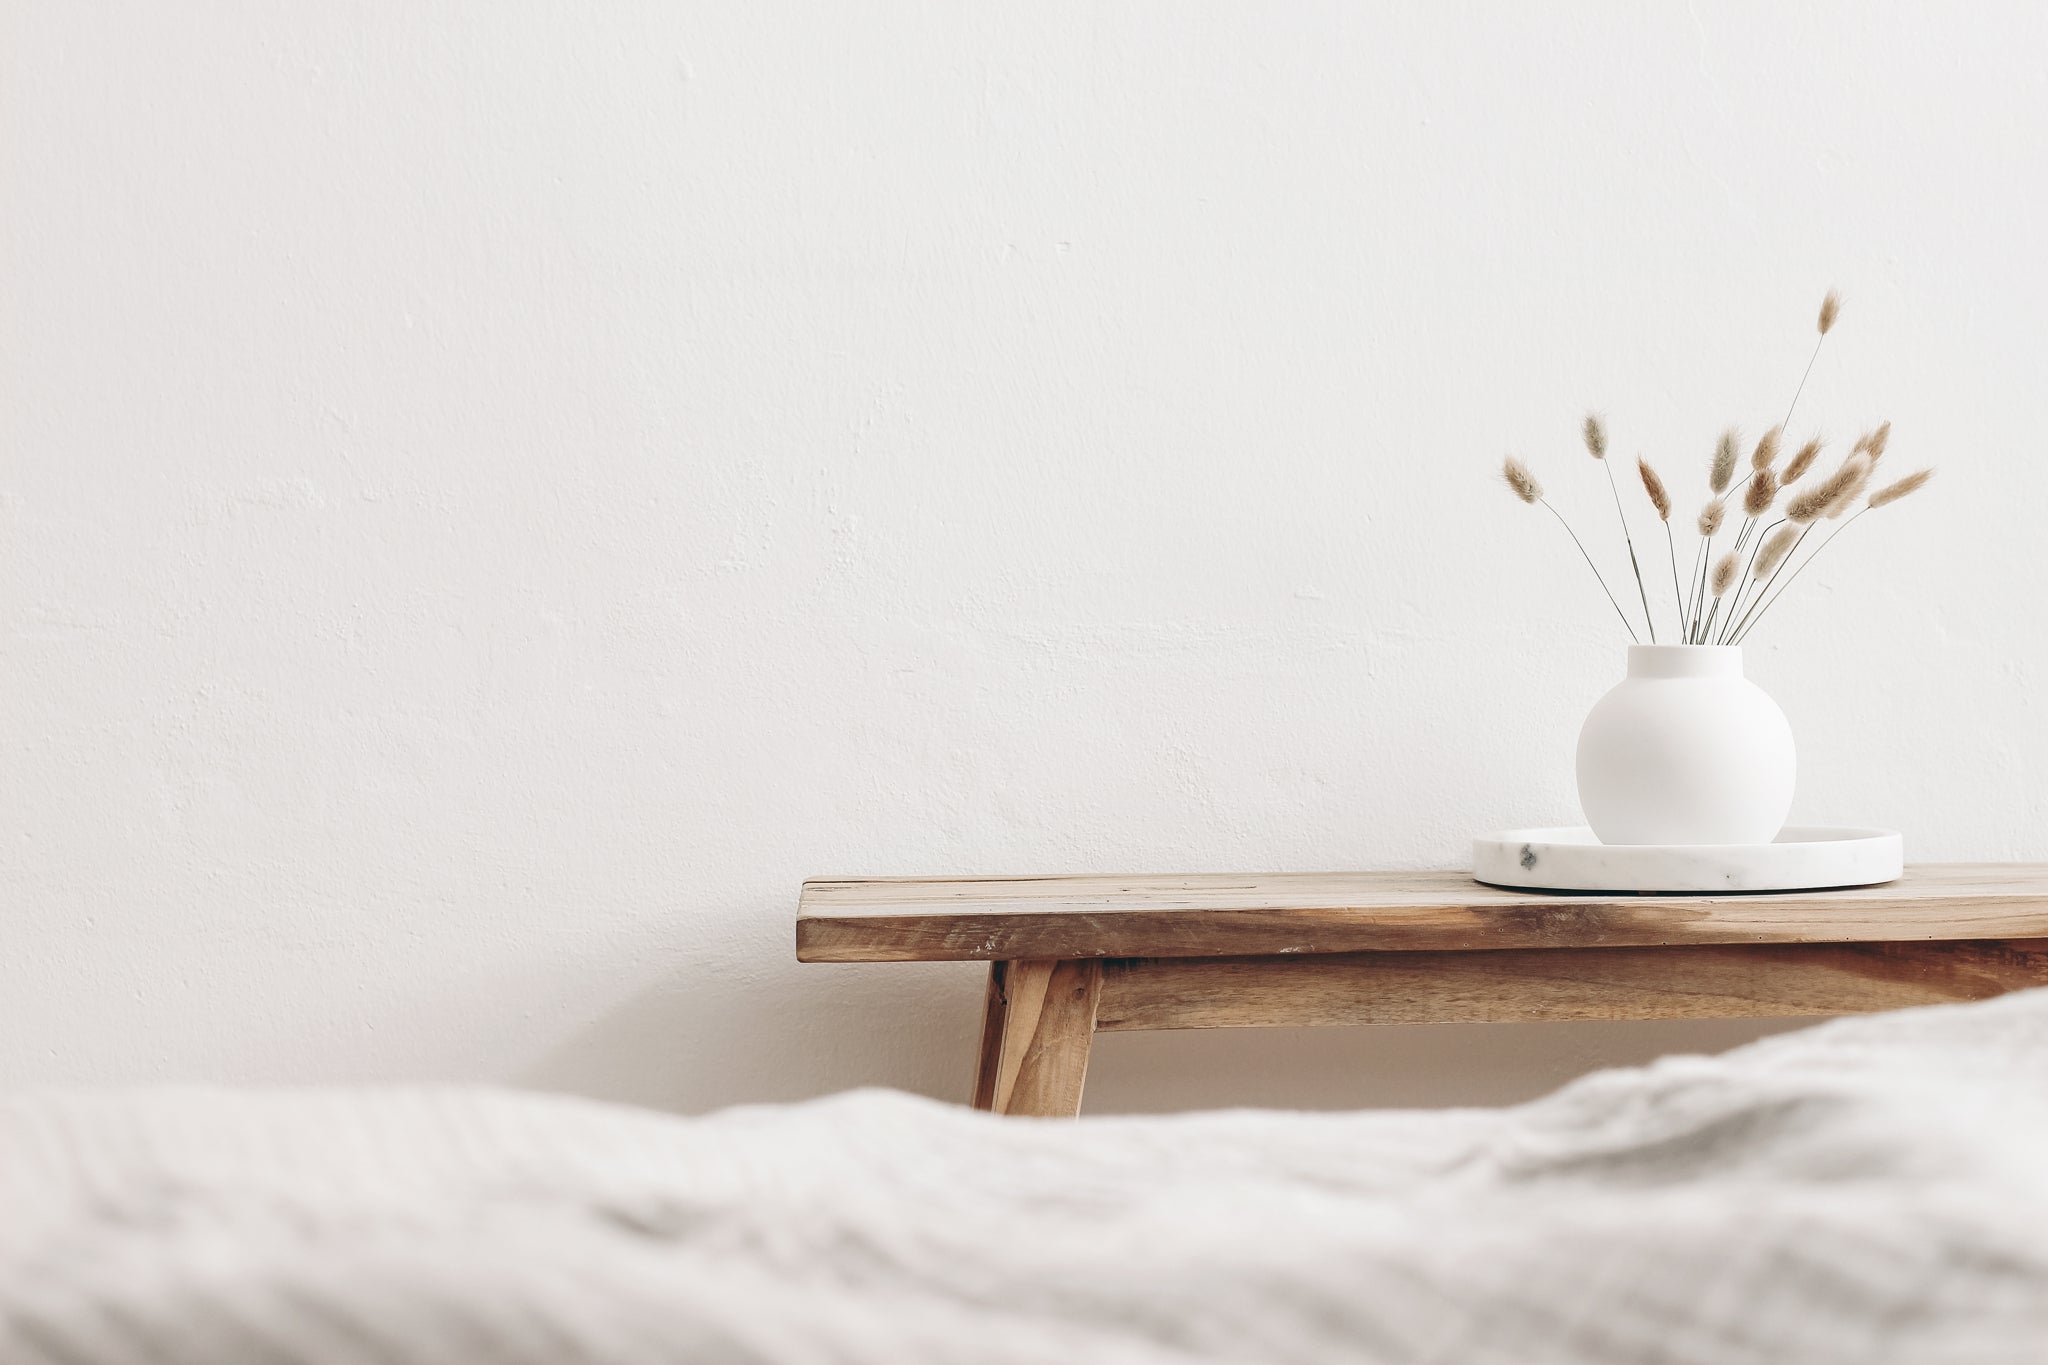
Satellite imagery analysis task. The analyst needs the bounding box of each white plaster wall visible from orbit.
[4,3,2044,1113]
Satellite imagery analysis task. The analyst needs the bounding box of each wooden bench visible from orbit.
[797,866,2048,1116]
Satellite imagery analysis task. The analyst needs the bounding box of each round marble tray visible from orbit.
[1472,826,1903,894]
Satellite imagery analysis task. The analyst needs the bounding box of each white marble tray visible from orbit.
[1472,826,1903,894]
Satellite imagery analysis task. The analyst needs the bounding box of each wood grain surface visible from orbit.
[798,865,2048,962]
[1092,939,2048,1031]
[970,959,1101,1117]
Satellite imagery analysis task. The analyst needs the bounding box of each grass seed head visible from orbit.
[1818,290,1842,335]
[1787,455,1868,523]
[1711,550,1739,597]
[1744,466,1779,517]
[1710,430,1739,494]
[1753,523,1799,578]
[1502,456,1542,504]
[1866,467,1932,510]
[1752,426,1781,471]
[1783,437,1823,484]
[1637,457,1671,520]
[1827,456,1874,518]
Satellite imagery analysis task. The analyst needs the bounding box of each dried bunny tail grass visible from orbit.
[1786,455,1868,522]
[1852,421,1892,461]
[1867,467,1933,509]
[1752,523,1799,578]
[1506,456,1642,642]
[1731,459,1916,647]
[1710,430,1739,494]
[1637,457,1671,520]
[1697,499,1726,536]
[1752,426,1781,471]
[1783,436,1823,484]
[1711,550,1739,598]
[1743,466,1779,517]
[1502,456,1542,504]
[1827,456,1874,518]
[1590,429,1656,641]
[1780,295,1840,446]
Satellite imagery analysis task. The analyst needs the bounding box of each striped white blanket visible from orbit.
[5,989,2048,1364]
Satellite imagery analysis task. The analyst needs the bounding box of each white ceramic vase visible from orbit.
[1576,644,1794,846]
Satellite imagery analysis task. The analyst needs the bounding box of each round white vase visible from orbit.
[1576,644,1794,846]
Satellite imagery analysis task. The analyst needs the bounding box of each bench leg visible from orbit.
[971,959,1101,1116]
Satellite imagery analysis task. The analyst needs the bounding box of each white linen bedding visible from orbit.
[4,990,2048,1365]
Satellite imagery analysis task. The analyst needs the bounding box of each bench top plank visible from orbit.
[797,864,2048,963]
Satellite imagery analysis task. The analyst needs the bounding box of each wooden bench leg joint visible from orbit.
[965,939,2048,1116]
[971,959,1102,1117]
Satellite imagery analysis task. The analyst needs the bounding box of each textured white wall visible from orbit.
[4,3,2044,1113]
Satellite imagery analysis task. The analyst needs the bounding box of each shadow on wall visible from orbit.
[517,947,1810,1115]
[516,957,990,1112]
[1083,1016,1811,1115]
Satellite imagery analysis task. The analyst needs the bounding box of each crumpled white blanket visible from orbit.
[4,989,2048,1365]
